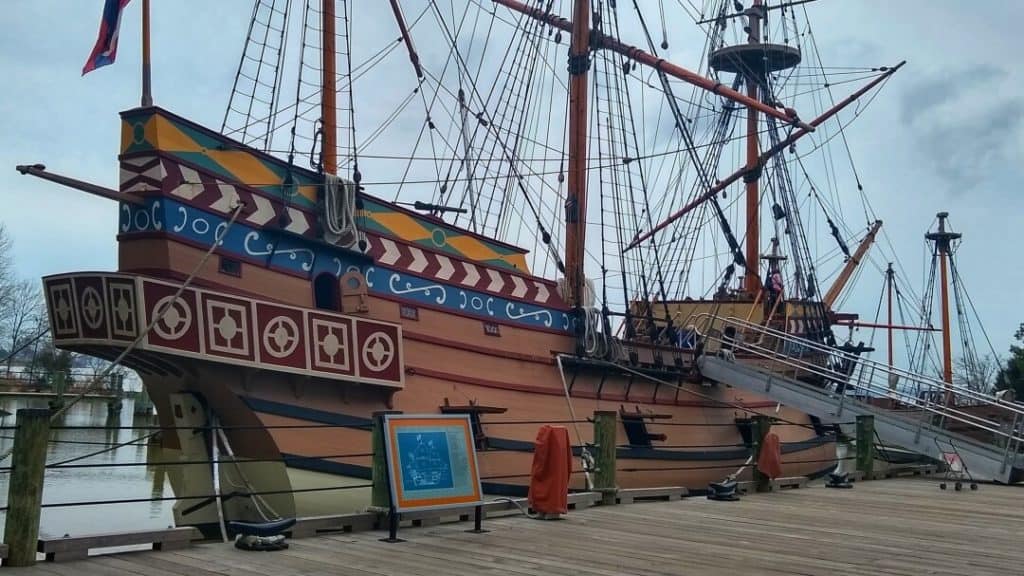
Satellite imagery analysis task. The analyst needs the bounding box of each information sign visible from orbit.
[382,414,483,513]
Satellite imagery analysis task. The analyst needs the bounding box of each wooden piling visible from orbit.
[752,414,772,492]
[2,408,51,567]
[856,415,875,477]
[592,411,618,505]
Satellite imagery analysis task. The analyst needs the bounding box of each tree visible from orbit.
[994,323,1024,400]
[0,223,12,312]
[34,344,73,389]
[954,354,998,393]
[1,279,44,376]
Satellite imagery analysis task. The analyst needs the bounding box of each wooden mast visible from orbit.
[141,0,152,107]
[322,0,337,175]
[926,212,961,397]
[564,0,590,309]
[822,219,883,308]
[886,262,894,370]
[743,0,763,294]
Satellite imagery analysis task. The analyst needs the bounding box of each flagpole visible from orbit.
[141,0,152,106]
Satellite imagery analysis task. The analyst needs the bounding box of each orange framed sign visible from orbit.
[382,414,484,513]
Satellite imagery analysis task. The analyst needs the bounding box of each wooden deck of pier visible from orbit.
[12,479,1024,576]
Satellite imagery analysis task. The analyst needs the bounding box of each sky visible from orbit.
[1,0,1022,367]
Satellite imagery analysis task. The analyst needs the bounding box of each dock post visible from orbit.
[856,415,875,478]
[752,415,772,492]
[2,408,51,567]
[371,411,400,509]
[592,411,618,505]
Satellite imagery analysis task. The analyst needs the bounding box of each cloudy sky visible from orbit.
[1,0,1021,366]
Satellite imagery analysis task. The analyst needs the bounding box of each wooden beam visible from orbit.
[626,62,904,250]
[15,164,146,206]
[492,0,812,129]
[823,220,883,308]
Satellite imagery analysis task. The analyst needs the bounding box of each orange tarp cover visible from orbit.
[758,431,783,479]
[528,425,572,515]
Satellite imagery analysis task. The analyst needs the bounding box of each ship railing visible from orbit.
[692,314,1024,449]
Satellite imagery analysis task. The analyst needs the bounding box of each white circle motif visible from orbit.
[361,332,395,373]
[133,209,151,231]
[152,296,192,340]
[81,287,104,329]
[262,316,299,359]
[216,314,238,341]
[322,332,341,357]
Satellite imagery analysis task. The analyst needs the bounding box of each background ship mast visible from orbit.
[706,0,804,295]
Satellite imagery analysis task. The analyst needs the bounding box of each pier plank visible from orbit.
[10,479,1023,576]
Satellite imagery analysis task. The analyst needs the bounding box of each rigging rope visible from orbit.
[322,174,360,247]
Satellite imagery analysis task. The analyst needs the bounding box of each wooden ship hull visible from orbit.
[43,107,834,532]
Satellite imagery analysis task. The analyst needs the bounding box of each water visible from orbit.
[0,396,175,540]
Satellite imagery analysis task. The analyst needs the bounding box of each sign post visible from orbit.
[380,414,485,542]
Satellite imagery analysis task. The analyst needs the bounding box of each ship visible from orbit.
[30,0,918,533]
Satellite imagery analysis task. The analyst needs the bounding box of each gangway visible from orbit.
[693,315,1024,484]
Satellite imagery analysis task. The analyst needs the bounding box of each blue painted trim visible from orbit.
[121,198,572,333]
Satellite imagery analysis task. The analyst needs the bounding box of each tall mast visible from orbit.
[926,212,961,395]
[886,262,894,370]
[743,0,763,294]
[706,1,803,295]
[321,0,337,175]
[141,0,153,107]
[564,0,591,309]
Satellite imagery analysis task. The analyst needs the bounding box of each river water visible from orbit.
[0,396,174,540]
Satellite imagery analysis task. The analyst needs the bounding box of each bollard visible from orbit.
[856,415,875,478]
[752,415,772,492]
[592,411,618,505]
[3,408,51,567]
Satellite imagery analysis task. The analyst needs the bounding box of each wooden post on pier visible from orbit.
[752,415,772,492]
[3,408,51,567]
[371,411,400,509]
[592,411,618,505]
[856,415,875,478]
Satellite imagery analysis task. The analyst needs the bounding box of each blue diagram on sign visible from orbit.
[396,431,454,491]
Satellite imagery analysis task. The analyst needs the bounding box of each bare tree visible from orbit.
[0,223,12,307]
[1,279,44,376]
[954,354,998,393]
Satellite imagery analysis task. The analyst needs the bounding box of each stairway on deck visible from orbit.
[695,316,1024,484]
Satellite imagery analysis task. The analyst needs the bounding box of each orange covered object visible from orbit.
[528,425,572,515]
[757,431,783,479]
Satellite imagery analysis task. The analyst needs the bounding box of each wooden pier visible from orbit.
[12,478,1023,575]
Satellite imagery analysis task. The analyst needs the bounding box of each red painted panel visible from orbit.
[307,311,356,377]
[201,292,256,362]
[355,319,402,384]
[106,277,139,341]
[74,276,109,340]
[255,302,307,370]
[46,278,79,340]
[142,281,201,353]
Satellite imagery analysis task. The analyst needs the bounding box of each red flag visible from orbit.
[83,0,133,75]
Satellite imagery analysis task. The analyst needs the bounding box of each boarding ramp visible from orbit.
[693,315,1024,484]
